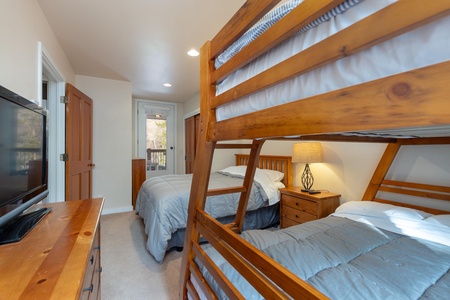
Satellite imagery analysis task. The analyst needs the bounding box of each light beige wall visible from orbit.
[262,141,385,203]
[0,0,75,100]
[262,140,450,210]
[183,93,200,115]
[75,75,133,214]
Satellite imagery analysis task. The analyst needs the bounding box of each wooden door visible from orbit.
[65,84,94,201]
[185,114,200,174]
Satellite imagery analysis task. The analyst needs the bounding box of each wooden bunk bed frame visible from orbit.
[180,0,450,299]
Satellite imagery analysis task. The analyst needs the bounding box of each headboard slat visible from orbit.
[235,154,293,187]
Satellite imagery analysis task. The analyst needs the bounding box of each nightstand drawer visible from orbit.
[279,187,340,229]
[282,195,317,215]
[281,216,301,228]
[281,205,317,224]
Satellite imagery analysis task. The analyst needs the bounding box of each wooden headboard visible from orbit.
[235,154,293,187]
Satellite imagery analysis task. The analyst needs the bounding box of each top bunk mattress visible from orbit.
[214,0,450,136]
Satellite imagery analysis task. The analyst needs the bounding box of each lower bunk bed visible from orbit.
[135,155,292,263]
[184,140,450,300]
[196,201,450,300]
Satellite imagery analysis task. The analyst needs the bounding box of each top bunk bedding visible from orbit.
[205,0,450,140]
[216,0,450,122]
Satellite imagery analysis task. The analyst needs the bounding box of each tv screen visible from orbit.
[0,85,48,230]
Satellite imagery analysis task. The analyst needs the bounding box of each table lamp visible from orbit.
[292,142,322,192]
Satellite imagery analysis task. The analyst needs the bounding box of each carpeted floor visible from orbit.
[101,211,182,299]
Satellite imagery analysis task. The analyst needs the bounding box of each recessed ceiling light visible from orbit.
[187,49,199,57]
[163,83,172,87]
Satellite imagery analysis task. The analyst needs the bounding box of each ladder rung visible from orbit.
[207,186,247,197]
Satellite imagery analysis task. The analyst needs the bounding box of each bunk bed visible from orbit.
[179,0,450,299]
[135,155,292,262]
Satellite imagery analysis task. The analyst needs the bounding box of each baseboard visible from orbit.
[102,205,134,215]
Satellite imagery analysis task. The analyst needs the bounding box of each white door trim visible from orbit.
[134,99,177,177]
[38,42,66,203]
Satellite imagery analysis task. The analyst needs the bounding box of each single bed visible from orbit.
[179,0,450,298]
[135,155,292,263]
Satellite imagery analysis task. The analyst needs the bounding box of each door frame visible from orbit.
[38,42,66,203]
[134,99,177,177]
[183,109,200,174]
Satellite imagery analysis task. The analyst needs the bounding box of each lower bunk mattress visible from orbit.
[197,202,450,299]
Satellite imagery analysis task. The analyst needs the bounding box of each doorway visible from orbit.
[135,99,176,178]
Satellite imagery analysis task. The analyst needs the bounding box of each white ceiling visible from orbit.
[37,0,245,102]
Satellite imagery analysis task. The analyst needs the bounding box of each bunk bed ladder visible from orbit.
[179,139,266,299]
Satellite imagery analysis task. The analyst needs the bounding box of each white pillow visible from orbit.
[274,181,286,189]
[259,169,284,182]
[425,215,450,227]
[218,166,284,182]
[218,166,246,176]
[217,165,284,205]
[335,201,432,220]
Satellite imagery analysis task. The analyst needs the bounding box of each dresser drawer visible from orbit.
[281,195,318,216]
[80,226,101,300]
[281,205,317,224]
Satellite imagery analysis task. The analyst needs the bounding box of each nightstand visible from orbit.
[280,187,341,228]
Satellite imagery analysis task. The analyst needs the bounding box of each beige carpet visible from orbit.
[101,211,182,299]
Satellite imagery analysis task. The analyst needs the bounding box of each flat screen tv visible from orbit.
[0,85,50,245]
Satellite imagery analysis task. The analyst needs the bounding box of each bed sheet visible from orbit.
[215,0,450,129]
[197,202,450,299]
[136,171,281,263]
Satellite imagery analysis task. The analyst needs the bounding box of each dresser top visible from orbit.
[0,198,104,299]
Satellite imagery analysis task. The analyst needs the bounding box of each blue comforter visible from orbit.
[136,172,272,263]
[200,216,450,299]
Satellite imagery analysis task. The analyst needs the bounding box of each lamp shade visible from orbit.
[292,142,322,163]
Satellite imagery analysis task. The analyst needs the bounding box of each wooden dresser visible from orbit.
[280,187,340,228]
[0,198,104,299]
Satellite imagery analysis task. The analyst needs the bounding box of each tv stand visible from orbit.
[0,207,52,245]
[0,198,104,299]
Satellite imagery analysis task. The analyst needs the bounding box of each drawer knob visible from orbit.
[295,202,299,206]
[295,214,299,218]
[83,284,93,293]
[90,255,94,265]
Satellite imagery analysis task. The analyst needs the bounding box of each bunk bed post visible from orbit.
[362,142,401,201]
[179,40,217,299]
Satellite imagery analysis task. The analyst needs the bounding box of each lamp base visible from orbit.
[301,189,321,194]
